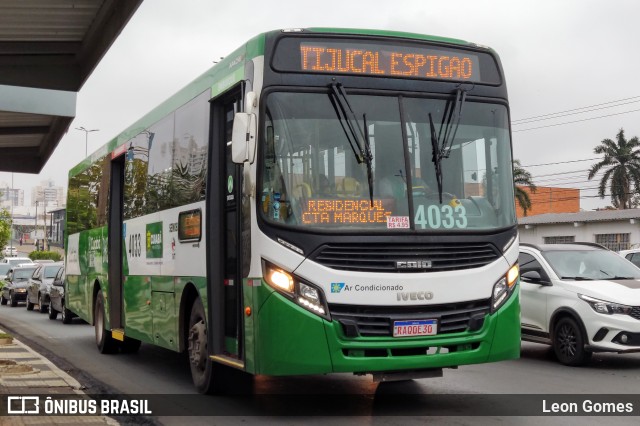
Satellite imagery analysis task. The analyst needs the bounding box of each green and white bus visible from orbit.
[65,28,520,393]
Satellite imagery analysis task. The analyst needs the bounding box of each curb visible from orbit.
[0,329,119,425]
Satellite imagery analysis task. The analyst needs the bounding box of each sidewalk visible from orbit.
[0,328,117,424]
[15,244,64,258]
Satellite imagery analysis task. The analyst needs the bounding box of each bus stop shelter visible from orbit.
[0,0,142,174]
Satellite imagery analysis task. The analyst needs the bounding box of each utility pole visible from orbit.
[76,127,99,158]
[10,173,13,247]
[34,200,38,248]
[43,198,47,251]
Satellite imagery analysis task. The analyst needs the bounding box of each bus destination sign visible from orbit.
[272,37,501,84]
[300,42,479,81]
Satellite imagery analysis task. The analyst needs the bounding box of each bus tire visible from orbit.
[121,337,142,354]
[188,298,215,394]
[61,300,72,324]
[94,290,117,354]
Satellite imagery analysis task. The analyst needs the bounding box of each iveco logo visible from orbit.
[397,291,434,301]
[396,260,432,269]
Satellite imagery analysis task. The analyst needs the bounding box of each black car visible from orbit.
[0,264,38,307]
[48,266,74,323]
[26,262,63,313]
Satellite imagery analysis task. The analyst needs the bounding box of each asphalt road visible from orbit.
[1,300,639,425]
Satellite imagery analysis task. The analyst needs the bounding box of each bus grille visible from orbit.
[312,242,500,272]
[329,300,491,337]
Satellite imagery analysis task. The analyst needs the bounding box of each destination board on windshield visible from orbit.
[273,37,501,84]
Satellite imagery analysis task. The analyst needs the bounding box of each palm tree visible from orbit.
[587,129,640,210]
[513,159,537,216]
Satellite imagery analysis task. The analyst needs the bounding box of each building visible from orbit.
[48,208,65,248]
[31,179,65,208]
[518,209,640,251]
[516,186,580,218]
[0,182,24,209]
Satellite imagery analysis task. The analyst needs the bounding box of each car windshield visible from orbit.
[543,249,640,280]
[260,91,515,232]
[9,258,32,266]
[44,265,62,279]
[13,268,36,279]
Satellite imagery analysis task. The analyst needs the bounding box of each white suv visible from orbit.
[519,242,640,366]
[3,246,17,257]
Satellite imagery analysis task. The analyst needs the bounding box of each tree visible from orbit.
[0,207,11,250]
[587,128,640,210]
[513,159,537,216]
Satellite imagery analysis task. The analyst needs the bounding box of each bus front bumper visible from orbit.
[253,288,520,376]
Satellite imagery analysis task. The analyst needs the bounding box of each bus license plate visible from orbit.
[393,319,437,337]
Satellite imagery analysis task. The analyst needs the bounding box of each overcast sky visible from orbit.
[2,0,639,211]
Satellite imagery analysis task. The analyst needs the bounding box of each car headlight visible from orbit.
[578,294,632,315]
[262,260,330,320]
[15,288,26,293]
[491,263,519,313]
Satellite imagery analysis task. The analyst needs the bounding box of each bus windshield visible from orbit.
[260,91,516,232]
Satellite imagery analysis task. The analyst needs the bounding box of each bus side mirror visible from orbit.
[231,112,257,164]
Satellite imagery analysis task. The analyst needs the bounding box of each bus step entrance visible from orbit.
[210,354,245,370]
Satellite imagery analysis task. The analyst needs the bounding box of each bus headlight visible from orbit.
[491,263,519,313]
[262,260,330,320]
[264,264,294,294]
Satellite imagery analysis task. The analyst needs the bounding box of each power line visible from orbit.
[518,157,602,168]
[518,149,640,169]
[512,108,640,133]
[511,95,640,123]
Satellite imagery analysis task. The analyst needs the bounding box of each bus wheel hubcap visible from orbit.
[188,320,206,369]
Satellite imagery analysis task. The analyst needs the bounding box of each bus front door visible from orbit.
[209,88,246,366]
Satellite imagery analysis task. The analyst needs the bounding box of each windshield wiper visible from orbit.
[560,276,595,281]
[329,83,374,205]
[429,87,467,204]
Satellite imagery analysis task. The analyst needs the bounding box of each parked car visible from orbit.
[48,267,73,323]
[618,247,640,268]
[26,262,63,313]
[0,264,39,307]
[519,242,640,366]
[3,246,17,257]
[0,263,10,281]
[1,257,34,266]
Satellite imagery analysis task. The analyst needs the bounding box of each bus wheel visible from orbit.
[188,298,214,394]
[121,337,142,354]
[61,300,72,324]
[94,290,117,354]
